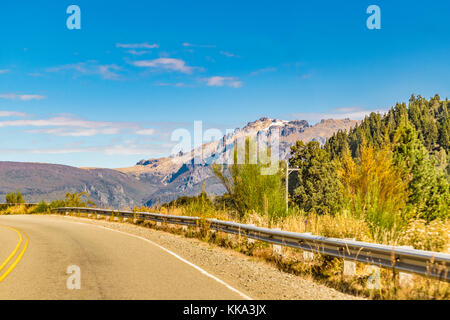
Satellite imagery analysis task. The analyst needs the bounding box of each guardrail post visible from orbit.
[272,228,282,256]
[343,260,356,276]
[302,233,314,262]
[343,238,356,276]
[209,219,216,236]
[247,224,255,245]
[366,265,381,290]
[398,246,414,287]
[110,211,117,221]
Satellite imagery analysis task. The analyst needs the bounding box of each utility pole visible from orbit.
[285,160,300,214]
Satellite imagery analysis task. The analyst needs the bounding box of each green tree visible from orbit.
[63,192,96,207]
[289,141,343,214]
[5,190,25,204]
[212,137,285,222]
[324,130,349,160]
[393,119,450,221]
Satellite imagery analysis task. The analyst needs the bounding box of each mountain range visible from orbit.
[0,117,358,208]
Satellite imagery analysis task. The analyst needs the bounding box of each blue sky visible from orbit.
[0,0,449,168]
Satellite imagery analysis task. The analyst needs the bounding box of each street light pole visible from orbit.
[285,160,288,214]
[285,159,300,214]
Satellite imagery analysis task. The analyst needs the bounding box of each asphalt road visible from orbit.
[0,215,248,300]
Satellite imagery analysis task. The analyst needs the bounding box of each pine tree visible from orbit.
[289,141,343,214]
[393,119,449,221]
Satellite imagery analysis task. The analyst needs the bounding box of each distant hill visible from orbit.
[0,117,358,208]
[0,162,154,208]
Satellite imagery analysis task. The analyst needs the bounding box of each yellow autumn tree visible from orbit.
[338,142,410,240]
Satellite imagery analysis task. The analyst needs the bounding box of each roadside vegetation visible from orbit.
[1,94,448,299]
[0,191,95,215]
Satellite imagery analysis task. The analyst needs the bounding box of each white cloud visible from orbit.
[0,94,46,101]
[205,76,243,88]
[0,114,166,138]
[27,127,121,137]
[0,116,117,129]
[46,62,121,80]
[1,144,155,156]
[182,42,215,48]
[299,73,312,79]
[127,50,150,56]
[0,110,27,117]
[219,51,238,58]
[27,72,44,77]
[250,67,277,76]
[135,128,156,135]
[0,116,139,138]
[47,63,86,73]
[0,69,10,74]
[101,144,152,155]
[98,65,121,80]
[116,43,159,49]
[131,58,199,74]
[154,82,188,88]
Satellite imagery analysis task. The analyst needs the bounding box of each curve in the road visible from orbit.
[0,215,250,300]
[0,225,29,283]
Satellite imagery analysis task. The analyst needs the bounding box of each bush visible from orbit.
[31,201,51,214]
[212,137,286,222]
[5,190,25,204]
[338,143,409,242]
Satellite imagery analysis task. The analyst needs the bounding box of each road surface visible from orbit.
[0,215,249,300]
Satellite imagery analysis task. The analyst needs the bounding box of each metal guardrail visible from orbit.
[55,207,450,282]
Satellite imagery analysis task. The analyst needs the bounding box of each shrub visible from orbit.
[31,201,51,214]
[5,190,25,204]
[212,136,286,222]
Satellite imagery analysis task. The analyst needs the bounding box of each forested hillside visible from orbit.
[288,94,450,225]
[326,94,449,178]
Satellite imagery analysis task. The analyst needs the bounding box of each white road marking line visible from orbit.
[58,218,252,300]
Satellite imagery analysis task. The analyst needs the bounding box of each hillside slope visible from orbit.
[0,162,154,208]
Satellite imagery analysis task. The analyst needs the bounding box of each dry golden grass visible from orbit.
[1,204,31,215]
